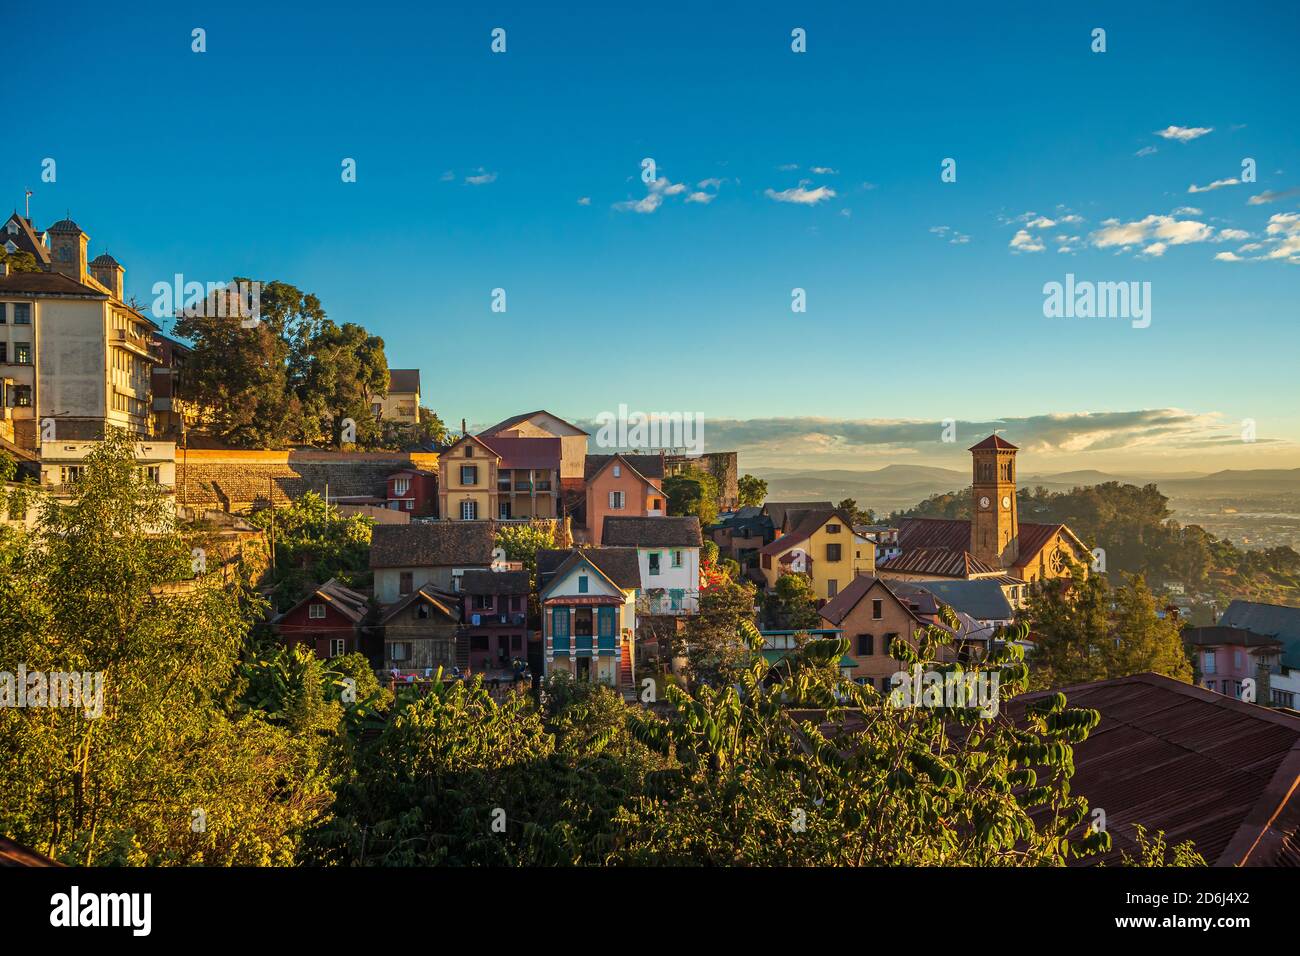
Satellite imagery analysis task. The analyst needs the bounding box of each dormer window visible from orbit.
[5,222,17,235]
[3,240,16,253]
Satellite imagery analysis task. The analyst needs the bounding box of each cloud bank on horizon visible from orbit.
[564,409,1294,472]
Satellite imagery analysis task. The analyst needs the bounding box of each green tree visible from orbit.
[1106,574,1194,682]
[301,321,389,448]
[0,431,338,864]
[765,572,822,630]
[1025,565,1112,689]
[838,498,877,525]
[0,249,42,273]
[681,579,758,687]
[737,474,767,509]
[664,468,720,527]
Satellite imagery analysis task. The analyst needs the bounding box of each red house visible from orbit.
[275,578,371,660]
[386,468,438,516]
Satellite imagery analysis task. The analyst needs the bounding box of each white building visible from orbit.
[601,515,702,615]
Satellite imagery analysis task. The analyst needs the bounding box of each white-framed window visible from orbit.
[1202,651,1216,674]
[329,638,346,657]
[460,500,478,520]
[309,603,326,619]
[393,477,410,496]
[1233,650,1243,669]
[609,491,625,510]
[672,550,683,568]
[613,464,621,477]
[389,642,411,662]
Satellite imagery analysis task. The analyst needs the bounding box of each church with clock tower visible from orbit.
[876,434,1092,586]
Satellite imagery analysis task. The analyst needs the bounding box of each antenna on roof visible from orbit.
[24,189,32,220]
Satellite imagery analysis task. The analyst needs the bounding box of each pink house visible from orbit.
[1184,626,1283,701]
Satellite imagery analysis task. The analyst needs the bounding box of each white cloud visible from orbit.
[777,163,800,171]
[1261,212,1300,262]
[613,176,689,213]
[1089,214,1213,252]
[1025,216,1056,229]
[577,196,591,206]
[765,182,837,205]
[1247,187,1300,205]
[1214,228,1250,241]
[1172,206,1203,216]
[931,225,969,244]
[686,191,715,204]
[1154,125,1213,142]
[1135,146,1159,157]
[810,166,838,175]
[465,168,497,185]
[1214,251,1243,261]
[697,177,724,189]
[1141,242,1167,257]
[1188,178,1239,193]
[1009,229,1045,253]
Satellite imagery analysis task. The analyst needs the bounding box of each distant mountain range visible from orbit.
[751,465,1300,513]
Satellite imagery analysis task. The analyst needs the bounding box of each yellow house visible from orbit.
[759,507,874,601]
[438,434,499,520]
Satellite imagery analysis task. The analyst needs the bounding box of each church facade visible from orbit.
[877,435,1092,586]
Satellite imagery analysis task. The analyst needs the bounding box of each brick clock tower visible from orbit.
[970,435,1019,569]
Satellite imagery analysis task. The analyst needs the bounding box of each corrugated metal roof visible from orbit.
[1009,674,1300,866]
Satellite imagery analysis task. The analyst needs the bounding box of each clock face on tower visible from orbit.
[1002,495,1011,510]
[978,496,991,509]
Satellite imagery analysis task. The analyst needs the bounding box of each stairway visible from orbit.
[455,630,471,671]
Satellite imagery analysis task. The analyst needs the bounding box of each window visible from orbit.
[651,498,662,510]
[1272,689,1296,708]
[464,445,473,457]
[393,478,410,496]
[670,588,684,610]
[1205,680,1216,692]
[499,502,512,519]
[415,603,431,620]
[552,608,570,642]
[884,633,900,657]
[826,523,841,534]
[471,593,491,611]
[857,634,874,655]
[826,543,842,561]
[578,574,589,593]
[460,465,478,485]
[672,550,683,568]
[399,571,413,595]
[0,343,6,362]
[14,385,31,407]
[329,638,346,658]
[613,464,621,477]
[14,343,31,364]
[1233,650,1243,669]
[648,552,661,575]
[460,500,477,520]
[762,554,771,570]
[309,603,325,619]
[872,599,883,620]
[0,303,5,323]
[13,303,30,325]
[827,579,838,597]
[609,491,625,510]
[389,642,411,662]
[60,466,83,484]
[574,607,594,636]
[405,500,413,511]
[1202,651,1216,674]
[598,606,616,637]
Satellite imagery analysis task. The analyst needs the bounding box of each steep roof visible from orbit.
[763,501,834,530]
[2,212,51,266]
[819,575,928,628]
[968,434,1018,451]
[377,584,461,624]
[459,569,530,595]
[1219,601,1300,669]
[759,507,854,556]
[895,517,1085,571]
[369,521,496,568]
[1007,673,1300,866]
[283,577,370,624]
[388,368,421,393]
[602,516,702,548]
[480,410,589,437]
[584,452,666,481]
[537,547,641,591]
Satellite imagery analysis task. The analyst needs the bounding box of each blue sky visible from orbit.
[6,1,1299,471]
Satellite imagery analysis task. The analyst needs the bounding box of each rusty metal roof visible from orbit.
[1009,673,1300,866]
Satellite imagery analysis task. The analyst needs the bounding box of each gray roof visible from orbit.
[1183,626,1282,649]
[369,521,495,569]
[584,453,665,481]
[902,579,1015,622]
[1219,601,1300,668]
[459,569,530,595]
[763,501,834,530]
[537,547,641,591]
[602,516,702,548]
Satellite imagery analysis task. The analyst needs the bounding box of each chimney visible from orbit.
[462,418,467,436]
[1255,652,1273,707]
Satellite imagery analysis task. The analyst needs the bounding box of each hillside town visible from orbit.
[3,209,1300,872]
